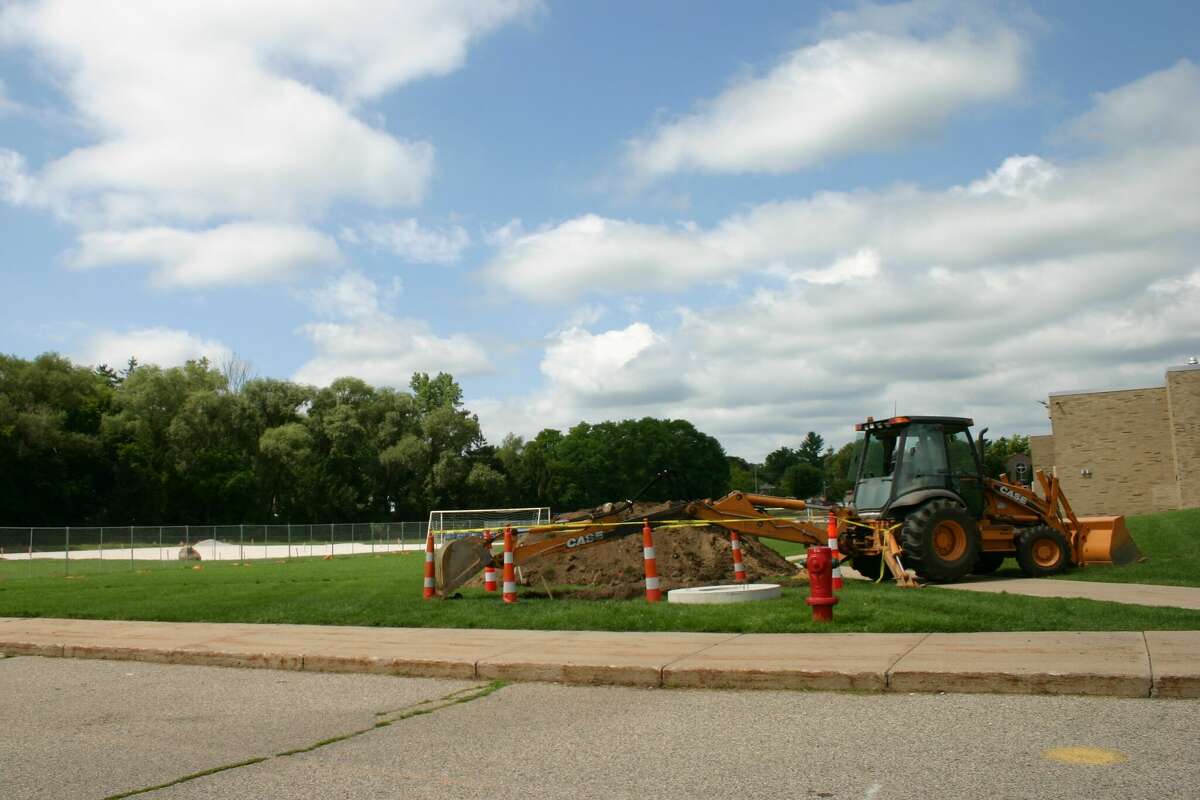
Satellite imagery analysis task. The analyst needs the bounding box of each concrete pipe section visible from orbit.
[666,583,782,604]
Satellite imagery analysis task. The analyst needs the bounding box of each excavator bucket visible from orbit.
[435,537,494,596]
[1077,516,1142,566]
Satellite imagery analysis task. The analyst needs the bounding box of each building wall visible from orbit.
[1029,434,1055,474]
[1166,366,1200,508]
[1047,387,1179,516]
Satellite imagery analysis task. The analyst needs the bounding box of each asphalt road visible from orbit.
[2,655,1197,800]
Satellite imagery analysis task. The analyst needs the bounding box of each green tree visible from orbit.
[762,446,800,487]
[822,442,858,502]
[101,358,240,522]
[781,462,823,499]
[538,417,728,510]
[798,431,825,467]
[259,422,316,520]
[726,456,758,492]
[0,353,113,524]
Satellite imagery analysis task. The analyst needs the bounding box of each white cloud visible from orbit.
[293,272,489,387]
[1065,59,1200,147]
[965,154,1060,197]
[347,218,471,264]
[541,323,687,405]
[70,223,341,288]
[475,61,1200,459]
[625,19,1024,179]
[76,327,232,369]
[483,218,525,248]
[302,271,385,319]
[798,248,881,285]
[0,148,33,204]
[0,0,536,283]
[489,61,1200,302]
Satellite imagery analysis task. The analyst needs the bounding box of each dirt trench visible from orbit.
[509,502,803,599]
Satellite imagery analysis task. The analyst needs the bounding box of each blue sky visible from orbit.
[2,0,1198,459]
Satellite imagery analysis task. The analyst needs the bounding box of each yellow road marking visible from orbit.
[1043,746,1128,765]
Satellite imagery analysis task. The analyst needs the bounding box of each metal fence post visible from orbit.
[329,523,334,558]
[159,526,163,568]
[28,527,33,578]
[130,525,134,571]
[239,523,244,563]
[65,525,70,577]
[287,523,291,560]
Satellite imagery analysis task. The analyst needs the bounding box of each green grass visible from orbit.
[2,550,1198,633]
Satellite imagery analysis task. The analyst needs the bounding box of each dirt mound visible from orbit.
[512,501,802,599]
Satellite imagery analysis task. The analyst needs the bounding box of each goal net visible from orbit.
[427,507,552,545]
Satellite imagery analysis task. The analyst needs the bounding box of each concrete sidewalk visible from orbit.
[2,617,1197,698]
[933,577,1200,610]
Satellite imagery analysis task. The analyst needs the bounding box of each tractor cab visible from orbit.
[849,416,985,518]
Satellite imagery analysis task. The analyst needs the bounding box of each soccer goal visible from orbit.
[427,507,552,545]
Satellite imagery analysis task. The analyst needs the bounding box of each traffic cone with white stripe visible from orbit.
[482,529,497,592]
[502,524,518,604]
[730,530,747,583]
[643,519,662,603]
[423,527,436,600]
[827,512,843,590]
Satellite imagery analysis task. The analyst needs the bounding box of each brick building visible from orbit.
[1029,364,1200,516]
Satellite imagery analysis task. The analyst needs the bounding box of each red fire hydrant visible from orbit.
[806,545,839,623]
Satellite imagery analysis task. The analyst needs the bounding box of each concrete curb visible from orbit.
[1,618,1197,698]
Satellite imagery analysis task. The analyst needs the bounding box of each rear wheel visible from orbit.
[900,499,981,582]
[1015,525,1072,577]
[972,552,1006,575]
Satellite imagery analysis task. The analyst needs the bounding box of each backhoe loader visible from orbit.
[434,415,1141,595]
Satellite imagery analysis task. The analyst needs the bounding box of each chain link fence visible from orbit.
[0,522,430,577]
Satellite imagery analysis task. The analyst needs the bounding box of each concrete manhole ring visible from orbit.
[666,583,782,604]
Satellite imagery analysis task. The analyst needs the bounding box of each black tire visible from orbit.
[900,499,981,583]
[972,553,1006,575]
[1015,525,1072,577]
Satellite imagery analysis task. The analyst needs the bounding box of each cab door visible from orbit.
[945,427,985,517]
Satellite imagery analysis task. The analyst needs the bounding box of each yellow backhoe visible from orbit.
[435,415,1140,595]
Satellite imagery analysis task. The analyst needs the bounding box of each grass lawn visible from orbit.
[1,550,1198,633]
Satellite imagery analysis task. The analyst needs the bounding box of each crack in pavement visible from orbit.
[98,680,509,800]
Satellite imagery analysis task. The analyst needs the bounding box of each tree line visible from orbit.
[0,353,730,525]
[1,352,1028,525]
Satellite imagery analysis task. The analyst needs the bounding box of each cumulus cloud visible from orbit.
[76,327,232,369]
[345,218,471,264]
[1065,59,1200,147]
[0,0,536,284]
[541,323,688,406]
[625,10,1024,179]
[70,223,341,288]
[476,61,1200,458]
[489,61,1200,302]
[0,148,33,204]
[293,272,489,387]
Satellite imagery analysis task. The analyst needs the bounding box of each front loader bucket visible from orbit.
[435,538,493,596]
[1077,516,1142,566]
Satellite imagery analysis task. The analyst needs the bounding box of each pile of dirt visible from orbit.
[513,501,802,599]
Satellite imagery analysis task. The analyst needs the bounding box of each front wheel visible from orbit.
[1015,525,1072,577]
[900,499,981,583]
